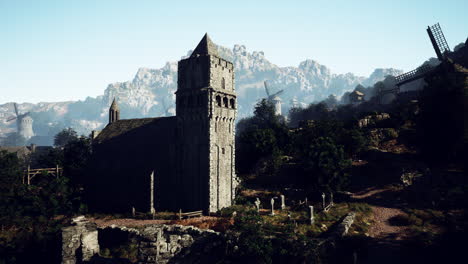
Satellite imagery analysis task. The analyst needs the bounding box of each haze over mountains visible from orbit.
[0,43,402,145]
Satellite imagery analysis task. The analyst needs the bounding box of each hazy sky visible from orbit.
[1,0,467,103]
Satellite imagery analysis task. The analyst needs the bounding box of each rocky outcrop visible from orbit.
[331,212,356,238]
[357,113,390,128]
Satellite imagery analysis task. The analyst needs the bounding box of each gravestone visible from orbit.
[254,198,261,213]
[322,193,326,210]
[270,198,275,216]
[309,206,314,225]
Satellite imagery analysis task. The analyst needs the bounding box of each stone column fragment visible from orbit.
[270,198,275,216]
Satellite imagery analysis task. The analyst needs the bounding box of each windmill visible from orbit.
[264,80,284,115]
[379,23,452,103]
[6,103,34,139]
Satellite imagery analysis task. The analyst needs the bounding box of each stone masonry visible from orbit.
[89,34,237,214]
[176,33,237,213]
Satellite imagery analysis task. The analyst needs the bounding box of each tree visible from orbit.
[63,136,91,187]
[0,150,22,194]
[300,137,351,192]
[236,100,290,175]
[54,128,78,147]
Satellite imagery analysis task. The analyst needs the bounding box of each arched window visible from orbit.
[221,77,226,90]
[230,98,235,109]
[216,96,222,107]
[223,97,228,108]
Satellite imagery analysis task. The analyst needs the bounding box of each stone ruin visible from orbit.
[62,216,100,264]
[61,216,227,264]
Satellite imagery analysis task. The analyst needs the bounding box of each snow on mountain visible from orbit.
[0,43,402,144]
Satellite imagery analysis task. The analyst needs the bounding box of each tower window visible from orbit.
[230,98,235,109]
[223,97,228,108]
[216,96,222,107]
[222,77,226,90]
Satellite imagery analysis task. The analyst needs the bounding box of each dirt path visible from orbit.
[367,206,408,239]
[89,216,233,231]
[351,187,412,264]
[351,186,409,239]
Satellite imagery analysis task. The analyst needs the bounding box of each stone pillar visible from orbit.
[270,198,275,216]
[309,206,314,225]
[254,198,261,213]
[322,193,326,210]
[150,170,155,215]
[62,216,99,264]
[280,195,285,210]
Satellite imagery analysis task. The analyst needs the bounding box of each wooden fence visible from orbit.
[23,165,62,185]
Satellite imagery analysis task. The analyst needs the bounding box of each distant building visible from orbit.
[0,144,53,166]
[88,34,237,214]
[272,96,282,115]
[349,90,364,104]
[18,115,34,140]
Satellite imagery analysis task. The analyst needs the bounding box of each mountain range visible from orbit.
[0,43,402,145]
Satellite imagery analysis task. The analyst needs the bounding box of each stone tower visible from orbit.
[109,98,120,124]
[176,33,237,213]
[18,115,34,140]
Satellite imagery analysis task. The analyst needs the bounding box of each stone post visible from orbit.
[150,170,155,215]
[309,206,314,225]
[280,195,285,210]
[270,198,275,216]
[322,193,326,210]
[254,198,261,213]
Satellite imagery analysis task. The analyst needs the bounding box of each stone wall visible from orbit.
[62,217,227,264]
[62,216,100,264]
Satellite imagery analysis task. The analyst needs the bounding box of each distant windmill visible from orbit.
[264,80,284,115]
[6,103,34,139]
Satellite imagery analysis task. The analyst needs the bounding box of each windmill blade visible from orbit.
[13,103,19,116]
[6,116,17,122]
[271,90,284,97]
[264,81,270,97]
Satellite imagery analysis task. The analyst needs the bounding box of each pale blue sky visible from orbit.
[1,0,466,103]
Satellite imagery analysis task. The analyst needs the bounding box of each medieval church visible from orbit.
[88,34,237,214]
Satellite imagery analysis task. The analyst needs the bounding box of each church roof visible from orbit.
[191,33,219,57]
[110,98,119,111]
[94,117,175,143]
